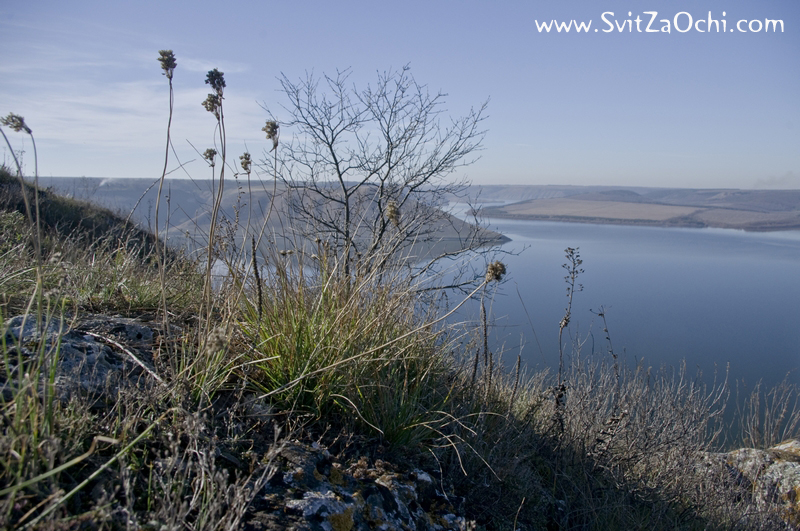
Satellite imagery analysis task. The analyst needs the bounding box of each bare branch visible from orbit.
[266,67,493,284]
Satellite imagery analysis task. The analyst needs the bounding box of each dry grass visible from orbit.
[3,165,799,530]
[2,54,799,530]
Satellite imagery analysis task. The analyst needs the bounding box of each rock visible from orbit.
[708,439,800,529]
[3,316,476,529]
[247,440,474,531]
[1,314,160,403]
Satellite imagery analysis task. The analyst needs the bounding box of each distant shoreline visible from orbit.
[479,207,800,232]
[35,178,800,233]
[466,186,800,233]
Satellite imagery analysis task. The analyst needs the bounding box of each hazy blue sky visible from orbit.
[2,0,798,188]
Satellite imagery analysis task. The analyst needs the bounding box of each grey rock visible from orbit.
[707,439,800,530]
[4,315,67,344]
[2,314,160,402]
[250,440,473,531]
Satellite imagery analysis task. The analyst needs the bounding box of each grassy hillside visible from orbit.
[2,54,798,528]
[2,165,799,529]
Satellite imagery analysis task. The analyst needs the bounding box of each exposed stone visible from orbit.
[2,315,476,529]
[707,439,800,529]
[1,314,160,402]
[247,440,474,531]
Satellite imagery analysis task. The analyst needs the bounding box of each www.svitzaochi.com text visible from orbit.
[535,12,784,34]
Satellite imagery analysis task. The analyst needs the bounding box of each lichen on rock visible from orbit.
[706,438,800,529]
[250,440,474,530]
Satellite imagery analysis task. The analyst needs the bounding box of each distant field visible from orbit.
[500,199,698,221]
[474,186,800,232]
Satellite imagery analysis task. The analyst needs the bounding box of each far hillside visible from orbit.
[38,176,509,260]
[467,184,800,231]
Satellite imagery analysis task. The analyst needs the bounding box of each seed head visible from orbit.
[485,261,506,283]
[44,288,60,300]
[205,327,227,355]
[385,200,400,227]
[1,113,32,134]
[240,152,252,173]
[262,120,279,151]
[202,94,221,118]
[205,68,225,95]
[157,50,177,80]
[203,148,217,166]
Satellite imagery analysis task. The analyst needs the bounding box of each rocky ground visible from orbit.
[2,314,481,529]
[5,312,800,529]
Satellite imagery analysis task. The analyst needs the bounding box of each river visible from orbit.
[449,207,800,390]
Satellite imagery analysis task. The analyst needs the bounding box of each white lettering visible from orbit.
[707,12,720,32]
[601,12,614,33]
[644,11,659,32]
[765,19,784,32]
[674,12,693,33]
[695,18,705,32]
[554,20,573,32]
[584,11,782,36]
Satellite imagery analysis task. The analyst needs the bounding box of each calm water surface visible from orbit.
[451,211,800,389]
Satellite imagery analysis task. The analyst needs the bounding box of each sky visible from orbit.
[1,0,798,189]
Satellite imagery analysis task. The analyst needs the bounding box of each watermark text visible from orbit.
[534,12,784,34]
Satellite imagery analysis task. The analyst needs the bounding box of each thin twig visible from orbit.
[83,331,163,384]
